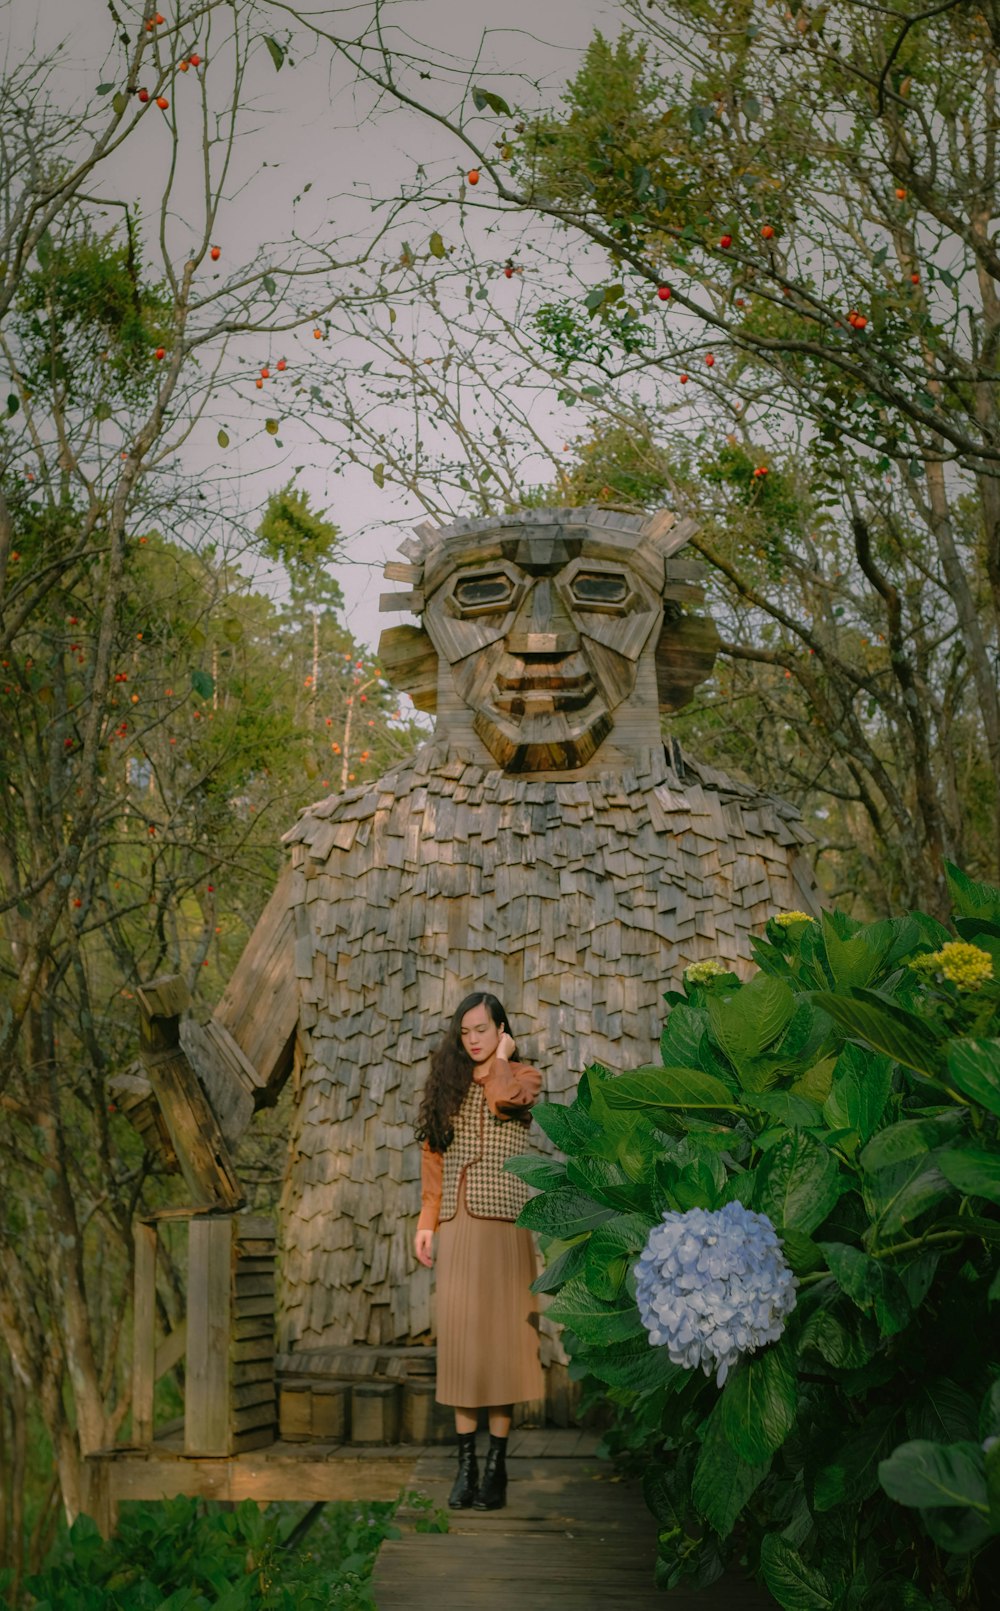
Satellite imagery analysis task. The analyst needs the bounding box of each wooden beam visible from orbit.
[92,1449,421,1506]
[140,1048,243,1210]
[185,1217,233,1456]
[212,862,298,1109]
[132,1221,157,1447]
[154,1319,187,1382]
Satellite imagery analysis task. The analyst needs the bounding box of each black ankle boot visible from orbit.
[448,1431,478,1508]
[473,1432,507,1510]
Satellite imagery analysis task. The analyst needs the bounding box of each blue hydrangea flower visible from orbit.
[633,1201,797,1386]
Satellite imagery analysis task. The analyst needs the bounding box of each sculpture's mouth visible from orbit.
[492,655,597,717]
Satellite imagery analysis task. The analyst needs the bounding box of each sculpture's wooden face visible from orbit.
[423,533,662,772]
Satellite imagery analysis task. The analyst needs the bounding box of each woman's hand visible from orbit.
[414,1228,434,1268]
[497,1030,517,1062]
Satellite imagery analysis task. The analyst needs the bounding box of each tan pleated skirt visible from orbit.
[433,1174,544,1407]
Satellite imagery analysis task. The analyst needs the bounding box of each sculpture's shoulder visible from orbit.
[662,739,814,846]
[280,742,488,857]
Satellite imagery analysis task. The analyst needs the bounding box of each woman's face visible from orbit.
[460,1004,501,1064]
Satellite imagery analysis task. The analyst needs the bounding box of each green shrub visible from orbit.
[18,1490,446,1610]
[510,864,1000,1608]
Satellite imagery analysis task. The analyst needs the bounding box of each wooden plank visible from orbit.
[136,974,191,1031]
[99,1450,418,1505]
[154,1319,187,1382]
[232,1293,275,1319]
[212,862,298,1104]
[141,1047,243,1210]
[180,1018,255,1153]
[232,1381,277,1412]
[231,1359,276,1386]
[185,1217,233,1456]
[233,1273,275,1298]
[131,1221,157,1446]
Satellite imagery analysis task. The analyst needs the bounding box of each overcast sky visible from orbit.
[7,0,619,651]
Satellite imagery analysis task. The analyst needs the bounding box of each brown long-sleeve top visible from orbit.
[418,1058,543,1232]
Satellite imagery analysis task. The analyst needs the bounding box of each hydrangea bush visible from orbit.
[507,863,1000,1609]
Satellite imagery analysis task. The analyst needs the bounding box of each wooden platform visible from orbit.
[377,1434,778,1609]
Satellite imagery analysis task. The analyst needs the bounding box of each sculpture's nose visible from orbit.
[505,577,580,656]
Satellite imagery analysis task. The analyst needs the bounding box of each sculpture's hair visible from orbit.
[415,991,527,1153]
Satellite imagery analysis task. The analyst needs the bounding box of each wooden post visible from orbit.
[186,1217,233,1456]
[131,1221,158,1446]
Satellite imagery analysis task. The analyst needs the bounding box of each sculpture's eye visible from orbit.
[570,572,629,606]
[453,573,514,610]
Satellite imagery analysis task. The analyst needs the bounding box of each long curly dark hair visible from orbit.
[415,991,523,1154]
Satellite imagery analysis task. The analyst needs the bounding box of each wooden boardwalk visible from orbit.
[374,1428,776,1610]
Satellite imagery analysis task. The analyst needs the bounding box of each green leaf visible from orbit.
[864,1154,953,1238]
[516,1186,615,1238]
[744,1091,823,1128]
[471,85,512,117]
[878,1440,989,1513]
[112,91,128,117]
[586,1334,685,1394]
[190,669,215,700]
[821,910,890,991]
[584,287,606,312]
[756,1130,843,1234]
[799,1306,877,1369]
[811,989,945,1078]
[96,82,115,94]
[264,418,279,436]
[719,1340,797,1463]
[708,972,796,1078]
[221,617,243,645]
[937,1145,1000,1204]
[264,35,285,70]
[372,462,385,488]
[660,1004,707,1068]
[530,1236,587,1295]
[945,861,1000,924]
[860,1117,940,1173]
[907,1379,978,1444]
[428,231,446,259]
[503,1155,567,1191]
[947,1040,1000,1118]
[820,1242,911,1335]
[814,1404,899,1510]
[779,1227,823,1275]
[6,393,19,416]
[692,1402,771,1538]
[530,1097,603,1154]
[545,1275,646,1344]
[601,1066,738,1113]
[823,1044,893,1142]
[217,429,230,449]
[262,274,277,296]
[583,1212,652,1301]
[759,1534,835,1610]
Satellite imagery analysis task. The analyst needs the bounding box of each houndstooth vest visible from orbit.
[439,1078,535,1222]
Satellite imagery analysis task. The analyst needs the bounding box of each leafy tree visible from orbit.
[0,3,420,1547]
[303,0,1000,914]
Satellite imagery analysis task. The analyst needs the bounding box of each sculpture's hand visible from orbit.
[414,1228,435,1268]
[496,1030,517,1062]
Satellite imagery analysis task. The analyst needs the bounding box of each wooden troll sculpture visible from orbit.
[259,506,818,1353]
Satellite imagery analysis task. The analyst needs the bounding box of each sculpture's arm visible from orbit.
[418,1140,444,1232]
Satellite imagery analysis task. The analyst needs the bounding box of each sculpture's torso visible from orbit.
[278,737,815,1351]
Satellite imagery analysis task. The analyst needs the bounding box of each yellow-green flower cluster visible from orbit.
[773,911,817,928]
[910,941,994,992]
[684,958,729,986]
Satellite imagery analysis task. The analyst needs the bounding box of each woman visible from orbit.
[414,991,544,1511]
